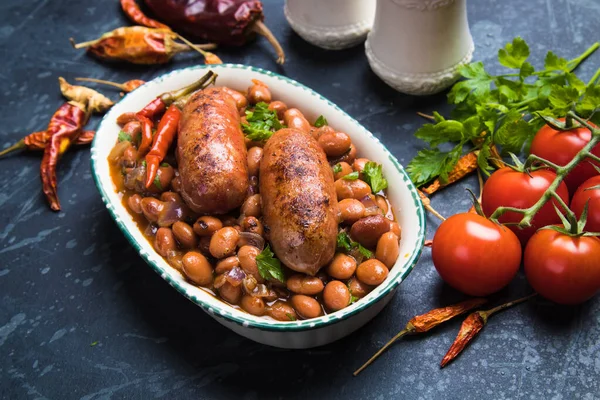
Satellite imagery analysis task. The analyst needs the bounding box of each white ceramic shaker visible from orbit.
[284,0,377,50]
[365,0,474,95]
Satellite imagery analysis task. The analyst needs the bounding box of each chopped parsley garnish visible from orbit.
[332,163,342,174]
[153,174,162,190]
[336,231,373,259]
[363,162,388,193]
[314,115,328,127]
[242,102,283,141]
[117,131,131,142]
[342,171,359,180]
[256,245,286,283]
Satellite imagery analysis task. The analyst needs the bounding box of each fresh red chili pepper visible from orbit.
[70,26,217,65]
[136,115,154,156]
[136,70,217,120]
[145,105,181,188]
[75,77,146,93]
[40,101,91,210]
[120,0,169,29]
[143,0,285,63]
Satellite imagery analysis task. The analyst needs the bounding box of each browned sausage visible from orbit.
[259,128,339,275]
[177,87,249,214]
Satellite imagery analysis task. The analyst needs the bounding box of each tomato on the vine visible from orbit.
[530,119,600,196]
[524,228,600,304]
[481,167,570,246]
[570,176,600,232]
[432,213,522,296]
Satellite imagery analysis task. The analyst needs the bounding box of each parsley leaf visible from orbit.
[544,51,569,72]
[498,37,530,69]
[407,147,461,187]
[357,244,373,259]
[314,115,328,127]
[256,245,286,283]
[448,62,493,104]
[118,131,131,142]
[349,294,359,305]
[332,163,342,174]
[336,232,373,258]
[342,171,359,180]
[242,102,283,141]
[363,162,388,193]
[153,174,162,190]
[286,313,297,321]
[160,162,170,167]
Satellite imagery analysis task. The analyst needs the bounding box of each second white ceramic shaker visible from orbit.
[365,0,474,95]
[285,0,377,50]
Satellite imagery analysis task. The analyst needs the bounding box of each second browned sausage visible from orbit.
[177,87,249,214]
[260,128,339,275]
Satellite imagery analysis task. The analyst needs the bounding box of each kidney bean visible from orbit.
[240,295,266,316]
[198,236,211,256]
[218,281,242,305]
[241,216,264,236]
[193,216,223,236]
[182,251,213,286]
[248,81,272,104]
[127,194,143,214]
[172,221,197,249]
[141,198,164,223]
[318,131,352,157]
[170,175,181,192]
[323,281,351,311]
[312,125,335,141]
[238,245,263,282]
[389,220,402,239]
[215,256,240,274]
[332,143,357,165]
[348,277,373,298]
[283,108,311,133]
[335,179,372,201]
[146,165,175,193]
[120,145,138,168]
[221,87,248,109]
[327,253,357,280]
[333,162,353,180]
[241,194,262,217]
[357,259,389,285]
[268,100,287,119]
[350,215,391,248]
[154,227,176,257]
[247,147,263,177]
[352,158,370,176]
[160,191,183,203]
[376,195,389,215]
[375,232,400,268]
[167,252,184,273]
[221,215,238,227]
[286,274,324,295]
[291,295,322,319]
[267,300,298,321]
[209,227,240,259]
[338,198,366,224]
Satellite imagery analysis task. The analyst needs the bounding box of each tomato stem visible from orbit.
[490,111,600,232]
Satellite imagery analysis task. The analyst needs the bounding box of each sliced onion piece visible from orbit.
[225,266,246,287]
[157,201,184,227]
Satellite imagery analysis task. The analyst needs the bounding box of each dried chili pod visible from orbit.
[143,0,285,64]
[440,294,536,368]
[120,0,169,29]
[422,152,479,195]
[70,26,217,65]
[0,130,95,158]
[59,77,114,114]
[75,77,145,93]
[353,298,487,376]
[40,101,91,210]
[418,190,446,222]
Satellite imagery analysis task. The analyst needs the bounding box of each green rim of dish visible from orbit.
[90,64,426,332]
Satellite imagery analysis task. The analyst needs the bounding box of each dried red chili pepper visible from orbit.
[136,70,217,120]
[40,101,91,210]
[70,26,217,65]
[0,130,95,157]
[145,105,181,188]
[75,77,146,93]
[59,77,114,114]
[422,152,479,195]
[440,294,536,368]
[418,189,446,222]
[143,0,285,64]
[120,0,169,29]
[353,298,487,376]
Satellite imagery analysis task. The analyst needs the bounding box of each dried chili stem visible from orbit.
[418,190,446,221]
[175,34,222,64]
[251,20,285,65]
[353,298,487,376]
[417,112,435,120]
[440,293,537,368]
[0,141,26,157]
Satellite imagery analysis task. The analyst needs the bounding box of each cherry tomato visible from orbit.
[481,167,570,246]
[570,176,600,233]
[530,119,600,196]
[524,228,600,304]
[432,213,522,296]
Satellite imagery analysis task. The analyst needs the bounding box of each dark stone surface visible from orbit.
[1,0,599,399]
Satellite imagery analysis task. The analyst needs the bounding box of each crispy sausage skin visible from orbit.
[260,128,339,275]
[177,88,249,214]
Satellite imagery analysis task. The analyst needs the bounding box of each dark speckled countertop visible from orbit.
[1,0,599,399]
